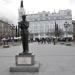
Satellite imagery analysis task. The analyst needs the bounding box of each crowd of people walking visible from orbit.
[36,38,56,45]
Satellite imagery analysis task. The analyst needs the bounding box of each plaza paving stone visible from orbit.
[0,42,75,75]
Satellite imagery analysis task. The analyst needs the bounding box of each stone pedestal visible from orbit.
[10,53,40,72]
[16,53,34,66]
[66,43,71,46]
[3,45,9,48]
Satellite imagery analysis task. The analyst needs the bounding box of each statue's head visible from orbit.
[22,15,26,21]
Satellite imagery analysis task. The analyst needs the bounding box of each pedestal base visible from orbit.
[3,45,9,48]
[16,53,34,66]
[66,43,71,46]
[10,62,40,72]
[10,53,40,72]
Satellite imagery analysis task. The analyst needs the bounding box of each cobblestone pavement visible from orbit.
[0,42,75,75]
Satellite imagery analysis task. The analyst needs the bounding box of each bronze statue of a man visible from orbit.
[19,15,29,53]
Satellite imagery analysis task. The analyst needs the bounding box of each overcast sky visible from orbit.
[0,0,75,25]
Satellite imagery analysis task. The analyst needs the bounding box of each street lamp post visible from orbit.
[10,24,15,45]
[55,22,58,38]
[54,22,58,44]
[18,22,20,37]
[64,21,70,43]
[16,26,18,37]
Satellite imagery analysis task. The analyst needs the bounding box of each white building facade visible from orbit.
[26,10,73,39]
[19,0,73,40]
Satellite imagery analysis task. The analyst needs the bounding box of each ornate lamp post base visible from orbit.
[2,38,9,48]
[3,45,9,48]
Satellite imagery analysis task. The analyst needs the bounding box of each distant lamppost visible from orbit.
[54,22,58,44]
[16,26,18,37]
[10,24,15,45]
[18,22,20,37]
[64,21,70,43]
[55,22,58,38]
